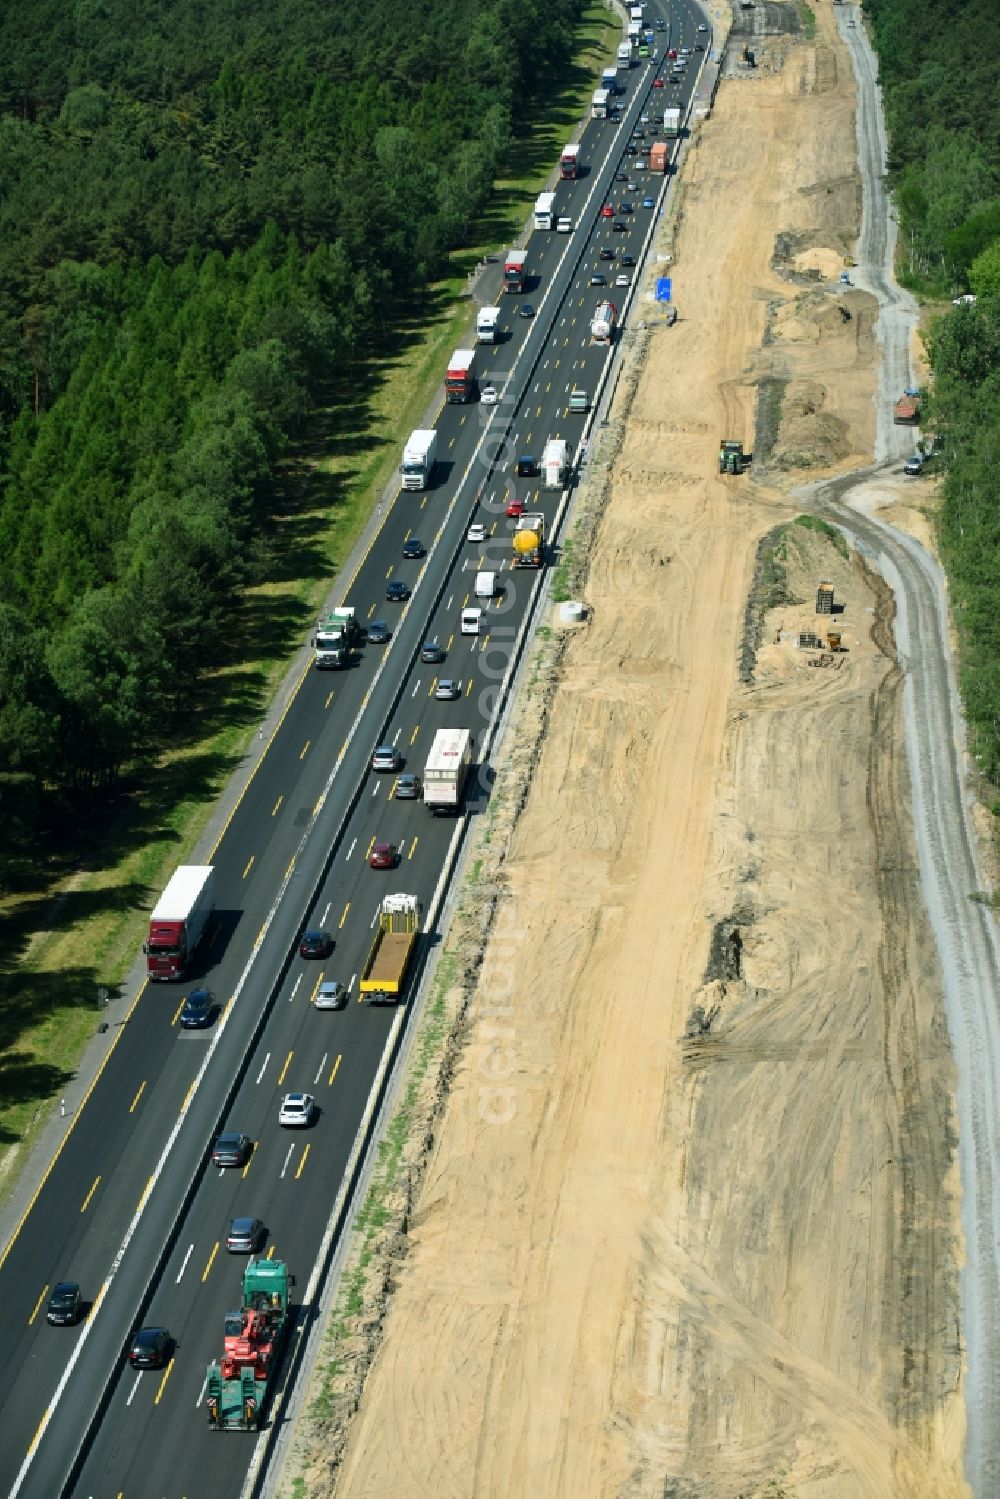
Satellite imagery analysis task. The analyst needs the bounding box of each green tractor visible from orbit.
[719,440,750,476]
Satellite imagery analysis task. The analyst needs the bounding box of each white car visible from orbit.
[480,384,498,405]
[467,522,487,543]
[697,23,707,31]
[615,274,630,288]
[278,1092,316,1127]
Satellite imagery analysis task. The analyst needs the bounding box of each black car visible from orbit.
[129,1326,171,1369]
[385,580,410,602]
[519,303,534,319]
[624,142,637,155]
[420,640,446,664]
[622,254,636,268]
[515,455,539,477]
[366,619,391,644]
[46,1282,81,1326]
[590,273,607,287]
[599,247,615,261]
[401,537,425,559]
[612,220,627,232]
[615,169,628,181]
[619,202,634,215]
[226,1216,266,1253]
[695,42,705,51]
[212,1131,253,1168]
[180,987,214,1029]
[299,929,333,959]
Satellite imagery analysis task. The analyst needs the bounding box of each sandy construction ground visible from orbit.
[287,8,966,1497]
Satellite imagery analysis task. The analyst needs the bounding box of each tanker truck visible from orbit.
[512,513,545,569]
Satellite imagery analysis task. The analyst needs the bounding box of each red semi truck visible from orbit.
[145,864,216,980]
[560,143,580,180]
[504,249,528,294]
[445,348,477,403]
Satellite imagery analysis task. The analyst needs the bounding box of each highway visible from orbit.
[0,4,711,1495]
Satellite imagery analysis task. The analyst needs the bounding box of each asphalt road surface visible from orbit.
[0,5,713,1496]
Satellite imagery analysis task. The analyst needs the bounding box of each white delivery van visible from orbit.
[557,216,573,233]
[475,571,498,599]
[461,607,483,635]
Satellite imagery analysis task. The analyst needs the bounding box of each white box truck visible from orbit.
[617,41,632,67]
[476,306,500,343]
[663,107,681,138]
[423,727,473,814]
[542,438,569,489]
[475,570,499,599]
[591,88,609,119]
[534,191,556,230]
[400,428,437,490]
[145,865,216,981]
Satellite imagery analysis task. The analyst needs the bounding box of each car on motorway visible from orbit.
[507,496,526,518]
[372,744,402,772]
[619,201,633,214]
[591,272,607,286]
[612,220,627,232]
[600,203,614,219]
[599,247,615,261]
[226,1216,266,1253]
[46,1282,81,1326]
[624,142,637,155]
[627,180,639,192]
[642,196,655,209]
[435,678,461,701]
[640,113,651,124]
[299,929,333,959]
[467,521,487,543]
[180,986,214,1030]
[315,978,348,1010]
[279,1092,316,1127]
[904,454,925,476]
[519,303,534,319]
[698,22,708,31]
[656,15,665,28]
[385,579,410,602]
[681,46,692,55]
[615,274,631,288]
[212,1132,253,1168]
[622,254,637,267]
[401,536,425,559]
[615,168,628,181]
[420,640,445,664]
[515,455,539,477]
[653,77,665,88]
[480,383,498,405]
[129,1327,171,1369]
[695,42,705,51]
[667,46,678,58]
[369,840,398,869]
[634,159,647,172]
[366,619,391,644]
[394,772,422,800]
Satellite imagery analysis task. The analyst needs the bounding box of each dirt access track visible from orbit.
[287,7,967,1497]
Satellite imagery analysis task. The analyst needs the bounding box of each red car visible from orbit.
[369,841,397,870]
[653,77,665,89]
[600,203,614,219]
[667,47,677,59]
[506,497,525,518]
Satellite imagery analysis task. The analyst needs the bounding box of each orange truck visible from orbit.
[650,141,668,174]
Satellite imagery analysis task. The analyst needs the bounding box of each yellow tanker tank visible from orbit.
[513,528,541,553]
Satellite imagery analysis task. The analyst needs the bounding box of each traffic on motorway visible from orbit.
[0,3,711,1494]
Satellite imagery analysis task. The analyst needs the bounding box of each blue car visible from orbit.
[642,197,655,209]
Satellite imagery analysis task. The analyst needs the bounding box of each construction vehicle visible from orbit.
[205,1259,293,1431]
[718,440,750,475]
[513,513,545,568]
[312,606,360,668]
[145,865,215,981]
[893,393,921,425]
[424,728,473,813]
[359,894,421,1003]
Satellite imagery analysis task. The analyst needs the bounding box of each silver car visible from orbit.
[394,773,422,800]
[434,679,461,701]
[372,744,401,772]
[314,980,348,1010]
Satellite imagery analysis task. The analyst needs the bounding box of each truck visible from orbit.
[590,299,617,343]
[504,249,528,294]
[893,393,922,425]
[205,1259,293,1432]
[591,88,609,119]
[650,141,668,174]
[534,191,556,230]
[423,727,473,814]
[145,865,215,981]
[312,606,360,668]
[475,569,499,599]
[663,107,681,139]
[542,437,569,489]
[560,143,581,180]
[445,348,477,403]
[476,306,500,343]
[513,513,545,568]
[617,41,632,67]
[630,3,645,20]
[601,66,618,96]
[400,428,437,490]
[359,894,421,1002]
[628,21,641,43]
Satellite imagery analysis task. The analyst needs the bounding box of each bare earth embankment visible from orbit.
[286,8,967,1496]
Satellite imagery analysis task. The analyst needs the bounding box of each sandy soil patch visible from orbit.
[283,7,966,1498]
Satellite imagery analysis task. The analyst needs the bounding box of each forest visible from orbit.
[865,0,1000,783]
[0,0,582,879]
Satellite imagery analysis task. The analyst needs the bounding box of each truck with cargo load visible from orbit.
[476,306,500,343]
[360,894,421,1002]
[591,88,609,119]
[601,67,618,96]
[560,143,581,179]
[617,41,632,67]
[542,437,569,489]
[145,865,215,981]
[400,428,437,490]
[534,191,556,230]
[445,348,477,403]
[312,606,360,668]
[893,393,921,425]
[663,107,681,139]
[513,513,545,568]
[504,249,528,294]
[205,1259,293,1432]
[423,727,473,813]
[590,299,617,343]
[649,141,668,174]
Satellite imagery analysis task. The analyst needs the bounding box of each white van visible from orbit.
[461,607,483,635]
[557,216,573,233]
[475,571,498,599]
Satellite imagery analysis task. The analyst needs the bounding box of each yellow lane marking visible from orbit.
[242,1147,256,1179]
[299,740,310,760]
[408,837,419,860]
[171,995,186,1027]
[28,1285,48,1326]
[295,1144,311,1181]
[202,1242,219,1282]
[129,1081,146,1114]
[324,690,335,709]
[271,795,283,816]
[181,1078,197,1112]
[409,725,420,745]
[154,1357,175,1405]
[278,1051,293,1086]
[428,678,437,697]
[242,856,254,879]
[80,1176,100,1213]
[339,902,350,929]
[329,1055,342,1086]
